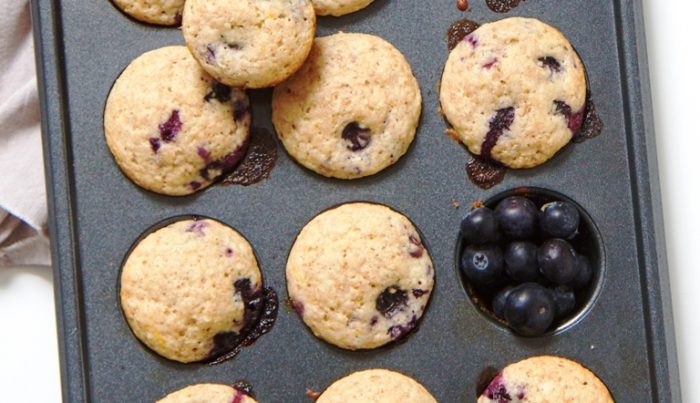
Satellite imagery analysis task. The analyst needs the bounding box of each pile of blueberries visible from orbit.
[459,195,594,337]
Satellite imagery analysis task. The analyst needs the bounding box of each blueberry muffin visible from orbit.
[440,17,587,168]
[272,33,421,179]
[478,356,613,402]
[157,384,257,403]
[104,46,250,196]
[120,218,263,363]
[317,369,437,402]
[311,0,375,16]
[112,0,185,26]
[286,203,434,350]
[182,0,316,88]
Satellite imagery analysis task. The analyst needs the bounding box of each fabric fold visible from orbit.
[0,0,50,267]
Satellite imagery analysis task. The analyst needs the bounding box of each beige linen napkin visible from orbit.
[0,0,50,266]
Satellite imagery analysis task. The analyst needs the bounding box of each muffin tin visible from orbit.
[456,187,605,336]
[32,0,680,401]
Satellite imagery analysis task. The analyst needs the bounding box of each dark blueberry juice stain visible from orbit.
[159,110,182,143]
[306,389,322,400]
[376,286,408,318]
[466,157,506,190]
[387,315,417,340]
[483,372,512,402]
[476,367,501,397]
[554,100,584,133]
[447,19,480,51]
[198,146,211,163]
[232,380,255,398]
[408,235,424,258]
[222,141,250,171]
[222,128,277,186]
[204,82,231,103]
[412,289,428,298]
[538,56,561,73]
[196,139,248,181]
[572,97,604,143]
[173,12,182,26]
[208,279,278,365]
[342,122,371,151]
[206,45,216,63]
[149,137,161,153]
[485,0,522,13]
[457,0,469,11]
[483,58,498,69]
[481,107,515,160]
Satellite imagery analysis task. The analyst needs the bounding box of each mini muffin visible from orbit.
[182,0,316,88]
[311,0,375,16]
[478,356,613,402]
[112,0,185,26]
[120,218,263,363]
[440,17,587,168]
[317,369,437,403]
[104,46,250,196]
[157,384,256,403]
[272,33,422,179]
[286,203,434,350]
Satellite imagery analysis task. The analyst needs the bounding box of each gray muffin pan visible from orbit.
[32,0,680,401]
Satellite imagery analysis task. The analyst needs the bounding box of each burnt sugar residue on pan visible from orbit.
[231,380,255,398]
[466,157,506,190]
[476,367,502,397]
[447,19,481,51]
[209,286,279,365]
[485,0,523,13]
[222,127,278,186]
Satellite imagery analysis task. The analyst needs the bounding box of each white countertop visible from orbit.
[2,0,698,401]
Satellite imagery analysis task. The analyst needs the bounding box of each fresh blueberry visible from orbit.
[460,207,499,244]
[492,285,515,320]
[504,241,539,283]
[375,286,408,318]
[549,285,576,319]
[493,196,538,239]
[538,239,578,284]
[569,254,593,290]
[539,201,580,239]
[504,283,555,336]
[461,244,504,285]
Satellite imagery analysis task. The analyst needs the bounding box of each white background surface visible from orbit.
[2,1,698,401]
